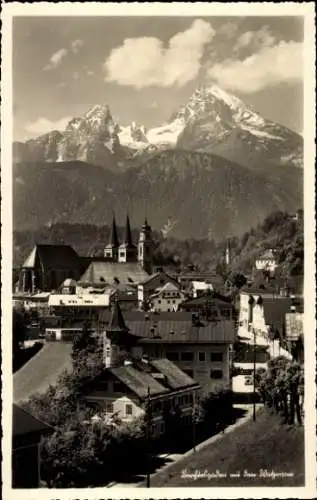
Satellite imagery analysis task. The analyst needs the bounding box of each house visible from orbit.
[13,291,51,315]
[170,270,226,294]
[191,281,213,298]
[48,290,111,322]
[17,244,83,293]
[284,312,304,364]
[86,301,200,435]
[237,290,303,360]
[12,404,52,487]
[137,270,180,310]
[99,305,236,395]
[148,282,186,312]
[85,358,200,435]
[180,292,236,321]
[255,248,278,274]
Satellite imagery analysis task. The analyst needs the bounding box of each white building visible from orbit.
[149,282,186,312]
[255,249,278,274]
[191,281,213,298]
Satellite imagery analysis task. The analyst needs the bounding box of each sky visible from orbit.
[13,15,304,141]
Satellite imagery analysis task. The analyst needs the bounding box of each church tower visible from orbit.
[138,218,153,275]
[104,215,120,260]
[118,215,137,263]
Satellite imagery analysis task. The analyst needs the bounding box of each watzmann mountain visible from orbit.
[13,85,303,239]
[14,85,303,171]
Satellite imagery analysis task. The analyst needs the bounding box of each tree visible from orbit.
[71,322,103,377]
[229,271,247,290]
[12,307,29,369]
[255,357,303,425]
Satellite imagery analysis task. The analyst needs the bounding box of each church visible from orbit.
[17,215,154,293]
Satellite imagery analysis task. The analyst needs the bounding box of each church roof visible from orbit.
[22,244,80,270]
[79,261,149,285]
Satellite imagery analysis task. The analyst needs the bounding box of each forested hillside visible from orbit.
[13,210,303,278]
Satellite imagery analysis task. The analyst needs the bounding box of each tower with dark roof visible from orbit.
[138,218,153,275]
[103,300,135,368]
[104,214,120,261]
[118,214,137,263]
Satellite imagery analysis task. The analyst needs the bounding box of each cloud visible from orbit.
[218,21,239,39]
[71,39,83,54]
[43,48,68,70]
[72,71,80,80]
[104,19,215,88]
[25,116,71,136]
[207,40,302,93]
[43,39,83,71]
[87,70,94,76]
[234,25,276,53]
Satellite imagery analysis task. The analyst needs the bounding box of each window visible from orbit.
[210,369,223,379]
[120,252,125,258]
[172,300,176,304]
[181,351,194,362]
[106,402,114,413]
[166,351,179,361]
[125,404,133,416]
[167,300,170,304]
[199,351,206,362]
[210,352,223,362]
[158,300,161,304]
[183,369,194,378]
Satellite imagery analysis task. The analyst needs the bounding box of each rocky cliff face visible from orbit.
[13,85,303,171]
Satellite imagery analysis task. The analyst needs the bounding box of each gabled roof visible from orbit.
[181,293,234,308]
[99,310,235,344]
[263,297,304,333]
[14,342,73,403]
[22,244,80,270]
[140,271,179,286]
[257,249,276,260]
[158,282,181,292]
[13,404,52,438]
[80,261,149,285]
[109,364,168,399]
[149,358,198,390]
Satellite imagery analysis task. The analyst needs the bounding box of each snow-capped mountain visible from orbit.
[13,85,303,170]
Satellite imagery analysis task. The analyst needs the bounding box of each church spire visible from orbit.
[109,214,119,248]
[124,214,133,246]
[108,300,128,332]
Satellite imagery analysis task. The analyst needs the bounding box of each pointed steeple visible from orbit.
[108,300,128,332]
[123,214,133,246]
[109,214,119,248]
